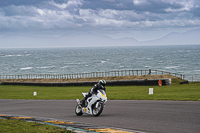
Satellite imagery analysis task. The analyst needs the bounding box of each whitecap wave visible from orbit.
[101,61,106,63]
[165,66,179,69]
[61,66,69,68]
[36,66,55,69]
[5,54,24,57]
[20,67,33,70]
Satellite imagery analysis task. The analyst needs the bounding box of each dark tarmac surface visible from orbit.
[0,99,199,133]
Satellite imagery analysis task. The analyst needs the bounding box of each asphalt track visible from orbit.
[0,99,199,133]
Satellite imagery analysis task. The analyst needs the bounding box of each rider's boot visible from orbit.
[80,93,91,107]
[80,99,85,107]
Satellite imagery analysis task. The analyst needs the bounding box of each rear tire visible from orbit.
[92,101,104,117]
[75,105,83,116]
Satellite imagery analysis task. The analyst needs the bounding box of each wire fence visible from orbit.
[0,69,184,80]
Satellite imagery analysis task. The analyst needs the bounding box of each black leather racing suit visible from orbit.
[83,83,106,101]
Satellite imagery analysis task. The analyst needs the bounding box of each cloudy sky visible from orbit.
[0,0,200,41]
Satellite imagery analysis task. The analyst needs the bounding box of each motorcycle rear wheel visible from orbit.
[92,102,104,117]
[75,105,83,116]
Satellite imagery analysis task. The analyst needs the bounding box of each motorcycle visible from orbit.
[75,89,107,117]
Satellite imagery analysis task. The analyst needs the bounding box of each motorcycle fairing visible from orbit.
[82,94,99,115]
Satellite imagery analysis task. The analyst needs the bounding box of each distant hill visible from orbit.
[0,29,199,48]
[141,29,200,45]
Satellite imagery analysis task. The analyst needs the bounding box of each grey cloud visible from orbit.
[3,5,37,16]
[133,0,150,6]
[163,0,196,12]
[49,0,83,10]
[0,0,47,7]
[0,0,199,32]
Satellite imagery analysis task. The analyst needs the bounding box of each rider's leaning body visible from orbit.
[81,80,106,106]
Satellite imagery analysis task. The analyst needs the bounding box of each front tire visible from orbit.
[75,104,83,116]
[92,101,104,117]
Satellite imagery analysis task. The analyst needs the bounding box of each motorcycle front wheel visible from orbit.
[75,104,83,116]
[92,101,104,117]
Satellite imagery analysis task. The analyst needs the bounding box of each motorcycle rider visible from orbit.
[80,80,106,107]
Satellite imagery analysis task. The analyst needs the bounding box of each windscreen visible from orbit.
[99,89,106,95]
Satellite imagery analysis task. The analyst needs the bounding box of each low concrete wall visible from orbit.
[1,79,171,86]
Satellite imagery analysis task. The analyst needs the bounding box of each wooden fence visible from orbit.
[184,74,200,82]
[0,69,184,80]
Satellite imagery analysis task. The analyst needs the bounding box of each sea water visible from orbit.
[0,45,200,81]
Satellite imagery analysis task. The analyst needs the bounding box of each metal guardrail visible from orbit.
[0,69,184,80]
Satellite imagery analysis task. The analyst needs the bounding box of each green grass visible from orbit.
[0,85,89,100]
[107,83,200,101]
[0,118,72,133]
[0,80,200,101]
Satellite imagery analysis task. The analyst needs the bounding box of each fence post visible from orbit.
[192,75,193,82]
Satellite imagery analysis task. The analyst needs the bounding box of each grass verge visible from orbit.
[0,118,72,133]
[0,79,199,101]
